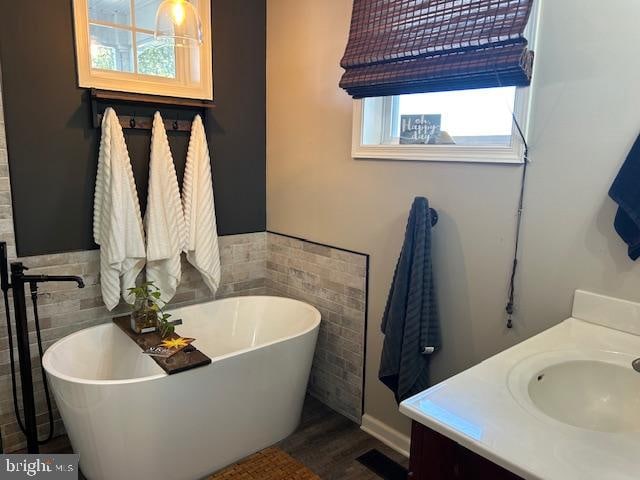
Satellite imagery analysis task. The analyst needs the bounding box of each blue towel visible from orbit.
[379,197,441,404]
[609,134,640,260]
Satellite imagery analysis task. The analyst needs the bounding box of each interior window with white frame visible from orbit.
[72,0,213,100]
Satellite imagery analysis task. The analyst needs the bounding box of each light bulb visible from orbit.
[155,0,203,45]
[171,1,186,26]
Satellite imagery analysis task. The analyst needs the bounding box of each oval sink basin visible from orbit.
[509,351,640,433]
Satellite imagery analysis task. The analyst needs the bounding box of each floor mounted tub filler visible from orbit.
[42,296,321,480]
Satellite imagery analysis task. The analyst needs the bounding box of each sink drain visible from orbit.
[633,358,640,373]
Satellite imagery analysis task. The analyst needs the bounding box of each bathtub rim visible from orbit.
[42,295,321,386]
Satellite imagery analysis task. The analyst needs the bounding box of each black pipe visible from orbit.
[10,262,39,453]
[0,242,8,292]
[4,257,85,453]
[23,275,84,288]
[0,242,26,454]
[0,242,6,453]
[29,282,55,444]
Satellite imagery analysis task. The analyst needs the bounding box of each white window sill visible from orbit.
[352,144,525,164]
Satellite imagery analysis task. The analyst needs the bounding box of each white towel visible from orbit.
[182,115,221,294]
[94,108,146,310]
[145,112,186,303]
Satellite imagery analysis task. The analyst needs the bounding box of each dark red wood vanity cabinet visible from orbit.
[408,422,524,480]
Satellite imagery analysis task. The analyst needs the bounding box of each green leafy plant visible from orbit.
[127,281,175,338]
[157,312,175,339]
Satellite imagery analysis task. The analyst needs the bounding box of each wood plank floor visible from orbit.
[278,397,408,479]
[19,396,408,479]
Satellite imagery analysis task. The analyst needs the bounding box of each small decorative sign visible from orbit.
[143,337,195,359]
[400,114,442,144]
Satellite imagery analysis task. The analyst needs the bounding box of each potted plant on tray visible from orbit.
[128,281,175,338]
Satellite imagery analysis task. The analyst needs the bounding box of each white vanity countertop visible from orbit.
[399,290,640,480]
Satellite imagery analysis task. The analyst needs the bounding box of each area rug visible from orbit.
[209,447,320,479]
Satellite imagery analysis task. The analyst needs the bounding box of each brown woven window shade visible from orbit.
[339,0,535,98]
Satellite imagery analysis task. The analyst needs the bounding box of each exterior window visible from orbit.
[353,86,530,164]
[351,0,540,164]
[72,0,213,100]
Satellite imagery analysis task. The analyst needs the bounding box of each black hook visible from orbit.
[173,111,180,131]
[429,208,438,227]
[129,113,136,129]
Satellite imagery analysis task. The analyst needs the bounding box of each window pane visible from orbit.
[363,87,517,147]
[88,0,132,26]
[134,0,163,31]
[90,25,134,73]
[136,33,176,78]
[398,88,516,146]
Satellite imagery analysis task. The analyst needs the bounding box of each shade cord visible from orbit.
[505,111,530,328]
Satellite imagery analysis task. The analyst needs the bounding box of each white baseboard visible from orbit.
[360,414,411,458]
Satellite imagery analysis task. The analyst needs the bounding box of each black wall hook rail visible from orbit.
[90,88,215,131]
[96,114,194,132]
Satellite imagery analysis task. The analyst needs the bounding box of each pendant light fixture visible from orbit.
[155,0,203,47]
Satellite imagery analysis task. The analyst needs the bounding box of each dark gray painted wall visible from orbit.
[0,0,266,256]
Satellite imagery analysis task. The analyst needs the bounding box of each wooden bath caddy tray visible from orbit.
[113,316,211,375]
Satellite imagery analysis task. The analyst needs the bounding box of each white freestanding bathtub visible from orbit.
[42,296,321,480]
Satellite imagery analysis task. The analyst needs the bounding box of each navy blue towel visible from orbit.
[609,134,640,260]
[379,197,440,404]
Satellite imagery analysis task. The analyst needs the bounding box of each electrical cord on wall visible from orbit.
[505,113,530,329]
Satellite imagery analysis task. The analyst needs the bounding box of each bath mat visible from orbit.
[209,447,320,480]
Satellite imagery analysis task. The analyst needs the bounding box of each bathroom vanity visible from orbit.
[408,421,521,479]
[400,290,640,480]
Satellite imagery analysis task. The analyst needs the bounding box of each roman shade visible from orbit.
[339,0,535,98]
